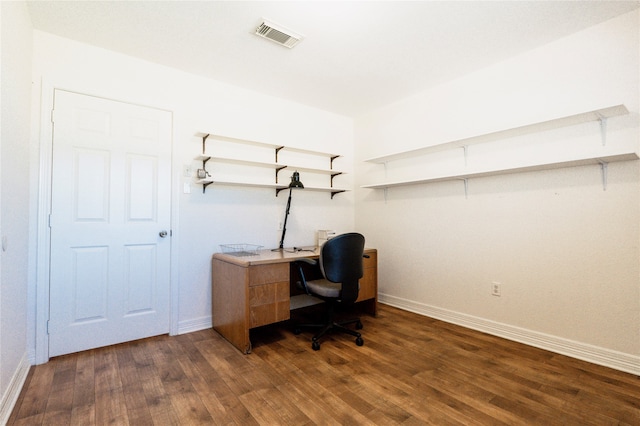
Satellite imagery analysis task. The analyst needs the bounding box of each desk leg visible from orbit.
[359,298,377,317]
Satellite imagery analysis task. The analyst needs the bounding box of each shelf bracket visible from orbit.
[197,156,211,187]
[330,155,340,170]
[275,146,284,163]
[330,190,345,200]
[460,178,469,199]
[462,145,469,167]
[202,181,213,194]
[201,133,210,154]
[599,160,608,191]
[275,166,287,183]
[597,113,607,146]
[330,172,343,187]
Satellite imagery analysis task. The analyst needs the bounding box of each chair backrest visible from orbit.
[319,232,365,303]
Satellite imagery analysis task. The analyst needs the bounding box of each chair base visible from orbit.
[294,315,364,350]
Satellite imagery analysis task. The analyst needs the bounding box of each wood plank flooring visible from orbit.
[9,304,640,425]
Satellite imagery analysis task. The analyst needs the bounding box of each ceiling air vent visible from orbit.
[255,20,302,48]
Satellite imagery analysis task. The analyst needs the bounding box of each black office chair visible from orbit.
[293,232,368,350]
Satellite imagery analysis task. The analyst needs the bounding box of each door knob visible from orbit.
[159,230,168,238]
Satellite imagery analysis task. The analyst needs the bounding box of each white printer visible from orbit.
[317,230,336,247]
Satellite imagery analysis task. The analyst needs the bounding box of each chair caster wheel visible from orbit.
[355,321,363,330]
[312,341,320,351]
[355,337,364,346]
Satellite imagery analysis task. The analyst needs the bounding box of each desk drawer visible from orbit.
[249,263,288,286]
[357,269,377,302]
[249,281,290,328]
[363,251,377,269]
[357,250,377,302]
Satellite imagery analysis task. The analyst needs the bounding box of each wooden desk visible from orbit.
[211,247,378,353]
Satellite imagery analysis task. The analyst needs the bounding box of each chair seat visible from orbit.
[306,279,361,299]
[306,279,341,298]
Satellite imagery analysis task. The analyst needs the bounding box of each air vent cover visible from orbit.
[255,20,302,48]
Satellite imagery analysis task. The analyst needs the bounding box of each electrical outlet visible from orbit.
[491,282,501,297]
[182,164,192,178]
[277,221,283,231]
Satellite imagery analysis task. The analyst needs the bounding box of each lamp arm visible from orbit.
[278,187,293,249]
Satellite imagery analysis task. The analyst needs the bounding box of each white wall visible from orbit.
[355,11,639,373]
[0,1,32,421]
[29,30,355,358]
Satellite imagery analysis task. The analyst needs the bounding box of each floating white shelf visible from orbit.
[364,104,629,164]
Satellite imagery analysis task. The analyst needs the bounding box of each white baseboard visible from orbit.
[379,293,640,376]
[177,315,212,335]
[0,354,31,425]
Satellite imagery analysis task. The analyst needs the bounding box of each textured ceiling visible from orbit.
[27,1,640,117]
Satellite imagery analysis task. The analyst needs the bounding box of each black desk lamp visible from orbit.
[277,171,304,250]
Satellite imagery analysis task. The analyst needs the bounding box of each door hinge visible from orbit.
[51,109,55,123]
[46,320,50,334]
[48,214,52,228]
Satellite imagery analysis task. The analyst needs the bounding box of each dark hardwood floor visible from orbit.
[9,304,640,425]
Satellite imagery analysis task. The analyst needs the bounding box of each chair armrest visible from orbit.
[292,258,318,295]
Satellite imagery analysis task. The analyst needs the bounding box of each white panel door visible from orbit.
[48,90,172,357]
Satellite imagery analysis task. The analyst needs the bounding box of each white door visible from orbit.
[48,90,172,357]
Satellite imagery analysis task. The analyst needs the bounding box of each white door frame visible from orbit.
[34,79,180,364]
